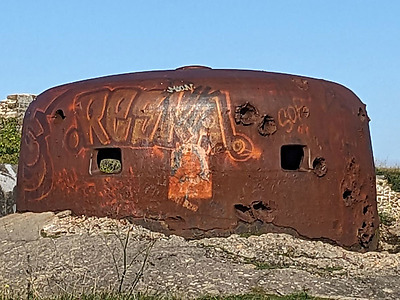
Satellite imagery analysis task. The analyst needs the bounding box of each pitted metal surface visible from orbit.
[16,67,378,251]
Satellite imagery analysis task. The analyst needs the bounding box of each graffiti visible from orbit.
[67,87,256,160]
[73,88,138,145]
[167,83,194,93]
[168,144,211,210]
[278,98,310,133]
[17,68,379,251]
[54,168,96,197]
[20,112,54,202]
[53,168,138,215]
[21,85,258,211]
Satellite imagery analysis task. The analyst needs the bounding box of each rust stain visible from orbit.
[17,67,378,251]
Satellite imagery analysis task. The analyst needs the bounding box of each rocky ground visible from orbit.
[1,211,400,300]
[1,171,399,299]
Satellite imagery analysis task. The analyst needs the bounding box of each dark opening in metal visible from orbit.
[96,148,122,174]
[343,189,352,200]
[281,145,304,170]
[258,115,277,136]
[234,102,258,125]
[55,109,66,119]
[313,157,327,177]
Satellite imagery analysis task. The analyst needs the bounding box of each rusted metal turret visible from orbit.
[17,66,378,251]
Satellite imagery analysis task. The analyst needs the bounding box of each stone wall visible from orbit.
[0,94,36,126]
[377,175,400,221]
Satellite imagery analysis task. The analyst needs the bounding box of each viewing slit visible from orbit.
[96,148,122,174]
[281,145,304,170]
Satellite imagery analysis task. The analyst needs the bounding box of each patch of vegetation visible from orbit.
[239,232,254,238]
[0,117,21,164]
[244,258,285,270]
[238,231,264,238]
[0,291,169,300]
[199,290,326,299]
[376,167,400,193]
[99,158,122,174]
[0,290,330,300]
[379,211,396,226]
[39,229,61,239]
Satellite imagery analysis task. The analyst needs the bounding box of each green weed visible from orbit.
[244,258,285,270]
[0,290,329,300]
[0,117,21,164]
[376,167,400,193]
[199,290,325,299]
[379,212,396,226]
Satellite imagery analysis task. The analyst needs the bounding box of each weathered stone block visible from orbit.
[6,94,18,101]
[0,164,17,217]
[7,100,17,109]
[5,111,18,118]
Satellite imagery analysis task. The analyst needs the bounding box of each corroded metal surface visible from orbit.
[16,67,378,251]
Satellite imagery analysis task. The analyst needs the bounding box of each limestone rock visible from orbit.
[6,94,18,101]
[377,176,400,222]
[6,100,17,109]
[0,164,17,217]
[5,111,18,118]
[379,222,400,253]
[1,212,400,299]
[0,211,55,241]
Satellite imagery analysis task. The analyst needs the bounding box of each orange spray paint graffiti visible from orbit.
[17,68,378,251]
[20,85,259,211]
[278,98,310,134]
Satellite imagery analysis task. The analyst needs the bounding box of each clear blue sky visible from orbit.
[1,1,399,165]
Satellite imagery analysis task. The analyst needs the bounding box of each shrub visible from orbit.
[378,211,396,226]
[0,117,21,164]
[376,167,400,193]
[99,158,122,174]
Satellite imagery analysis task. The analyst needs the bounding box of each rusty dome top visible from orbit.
[17,67,378,251]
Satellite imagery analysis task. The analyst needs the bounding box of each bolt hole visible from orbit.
[54,109,66,120]
[361,222,366,228]
[258,115,277,136]
[358,107,366,122]
[252,201,271,211]
[312,157,327,177]
[342,189,352,200]
[234,103,258,126]
[234,204,251,213]
[234,204,255,223]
